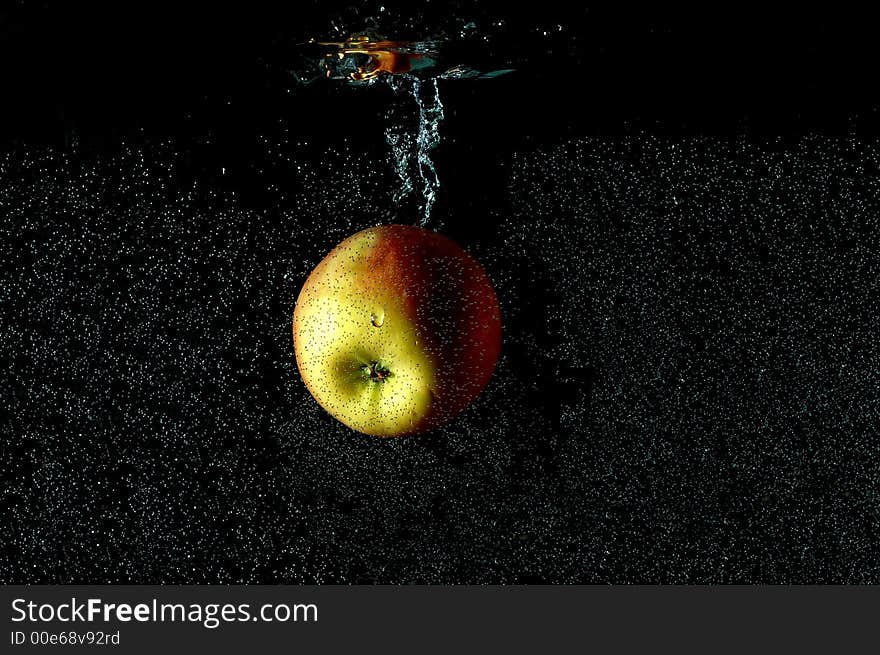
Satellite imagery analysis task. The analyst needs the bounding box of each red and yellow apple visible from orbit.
[293,224,502,437]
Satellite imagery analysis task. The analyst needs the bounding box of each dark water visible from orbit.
[2,3,880,583]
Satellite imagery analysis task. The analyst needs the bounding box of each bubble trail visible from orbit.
[384,75,445,226]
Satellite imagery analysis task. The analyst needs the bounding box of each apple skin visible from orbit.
[293,224,502,437]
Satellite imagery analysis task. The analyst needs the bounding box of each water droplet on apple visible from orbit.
[370,309,385,327]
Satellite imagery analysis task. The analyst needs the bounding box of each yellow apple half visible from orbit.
[293,224,502,437]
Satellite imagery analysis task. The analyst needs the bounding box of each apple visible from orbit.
[293,224,502,437]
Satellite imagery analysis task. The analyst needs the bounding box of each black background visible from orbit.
[2,2,880,583]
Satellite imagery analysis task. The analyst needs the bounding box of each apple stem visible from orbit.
[365,361,392,383]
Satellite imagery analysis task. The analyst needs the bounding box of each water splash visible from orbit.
[384,75,444,226]
[297,32,514,226]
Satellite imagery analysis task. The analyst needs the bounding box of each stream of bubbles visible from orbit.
[384,76,444,226]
